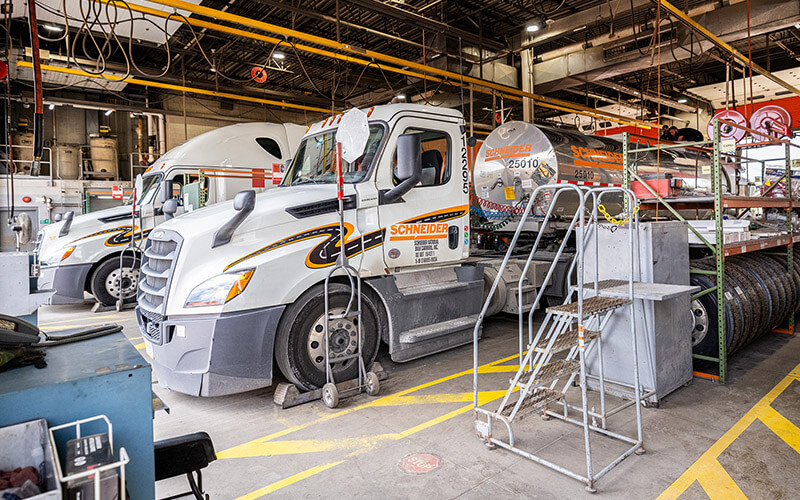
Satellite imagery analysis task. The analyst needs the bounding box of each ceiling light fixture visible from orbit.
[396,94,406,100]
[526,23,540,33]
[43,25,63,32]
[104,109,114,116]
[677,97,688,103]
[48,103,55,110]
[272,52,285,60]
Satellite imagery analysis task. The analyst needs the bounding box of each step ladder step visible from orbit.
[545,296,630,318]
[399,315,478,344]
[533,329,600,354]
[328,311,360,320]
[520,359,579,387]
[569,279,628,292]
[500,388,563,419]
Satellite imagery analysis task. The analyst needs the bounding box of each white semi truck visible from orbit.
[36,122,304,306]
[136,103,724,397]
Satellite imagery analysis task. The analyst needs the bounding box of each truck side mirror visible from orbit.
[162,198,179,220]
[160,179,174,203]
[380,133,422,205]
[58,211,74,237]
[54,213,63,222]
[212,190,256,248]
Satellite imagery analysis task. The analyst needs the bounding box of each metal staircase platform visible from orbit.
[500,388,563,419]
[533,329,600,354]
[546,296,630,318]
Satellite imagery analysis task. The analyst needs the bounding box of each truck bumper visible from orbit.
[39,263,92,304]
[137,305,285,397]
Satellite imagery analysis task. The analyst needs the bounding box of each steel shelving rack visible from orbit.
[622,117,797,383]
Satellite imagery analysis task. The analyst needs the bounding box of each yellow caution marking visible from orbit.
[133,342,146,350]
[235,460,344,500]
[220,390,508,460]
[366,389,508,407]
[39,314,118,326]
[759,407,800,454]
[658,362,800,499]
[44,320,123,331]
[228,351,522,447]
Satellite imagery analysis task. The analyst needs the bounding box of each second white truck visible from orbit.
[37,122,304,306]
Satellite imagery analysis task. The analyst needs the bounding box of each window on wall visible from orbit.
[392,129,451,187]
[256,137,283,159]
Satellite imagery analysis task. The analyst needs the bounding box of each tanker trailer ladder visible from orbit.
[472,185,644,493]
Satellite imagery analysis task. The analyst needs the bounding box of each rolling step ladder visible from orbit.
[473,184,645,493]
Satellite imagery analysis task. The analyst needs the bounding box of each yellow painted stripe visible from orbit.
[658,361,800,499]
[235,460,344,500]
[45,320,125,331]
[39,313,119,326]
[221,351,522,450]
[759,407,800,454]
[133,342,146,350]
[693,459,747,499]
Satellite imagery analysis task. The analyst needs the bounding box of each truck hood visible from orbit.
[38,205,136,264]
[157,183,361,315]
[158,184,349,250]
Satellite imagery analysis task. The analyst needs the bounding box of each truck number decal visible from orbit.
[461,137,470,194]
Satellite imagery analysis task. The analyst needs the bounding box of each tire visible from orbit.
[275,283,380,391]
[90,255,140,307]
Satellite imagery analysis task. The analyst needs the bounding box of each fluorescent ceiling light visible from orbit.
[526,24,540,33]
[272,52,285,60]
[43,25,63,32]
[104,109,114,116]
[48,103,55,110]
[396,94,406,100]
[677,97,688,103]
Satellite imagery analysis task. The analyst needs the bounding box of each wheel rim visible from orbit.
[691,299,708,347]
[308,307,359,371]
[106,267,139,299]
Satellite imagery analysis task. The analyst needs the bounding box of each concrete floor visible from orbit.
[39,301,800,499]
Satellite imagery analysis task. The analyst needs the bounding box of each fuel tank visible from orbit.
[473,121,731,217]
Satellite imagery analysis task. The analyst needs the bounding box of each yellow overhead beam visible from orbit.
[15,61,334,114]
[127,0,652,128]
[658,0,800,96]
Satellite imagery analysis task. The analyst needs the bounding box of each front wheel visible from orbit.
[90,255,140,307]
[275,283,380,392]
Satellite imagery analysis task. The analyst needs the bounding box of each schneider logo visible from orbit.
[390,223,449,240]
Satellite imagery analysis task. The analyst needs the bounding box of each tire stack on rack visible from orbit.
[690,251,800,357]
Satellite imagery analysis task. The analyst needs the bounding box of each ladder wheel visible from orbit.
[322,383,339,408]
[365,371,380,396]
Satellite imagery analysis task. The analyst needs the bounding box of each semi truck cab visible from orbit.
[37,122,304,306]
[137,104,484,396]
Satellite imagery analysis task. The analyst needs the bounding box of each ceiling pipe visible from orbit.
[659,0,800,96]
[133,0,652,128]
[17,61,335,114]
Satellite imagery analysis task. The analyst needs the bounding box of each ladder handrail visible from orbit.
[472,183,585,408]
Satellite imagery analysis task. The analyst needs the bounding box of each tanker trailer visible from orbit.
[472,121,732,219]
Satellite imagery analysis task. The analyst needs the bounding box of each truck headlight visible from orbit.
[184,269,255,307]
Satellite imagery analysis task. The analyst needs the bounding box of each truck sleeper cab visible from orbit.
[137,104,487,396]
[37,122,304,306]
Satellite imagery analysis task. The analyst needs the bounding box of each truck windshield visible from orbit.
[283,124,385,186]
[131,173,163,206]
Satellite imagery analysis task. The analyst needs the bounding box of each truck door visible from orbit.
[376,118,469,270]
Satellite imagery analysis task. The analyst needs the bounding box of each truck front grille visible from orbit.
[137,229,182,344]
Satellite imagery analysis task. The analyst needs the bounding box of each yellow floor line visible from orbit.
[235,460,344,500]
[133,342,146,350]
[219,390,509,460]
[658,361,800,499]
[222,351,522,449]
[39,314,118,326]
[44,320,123,331]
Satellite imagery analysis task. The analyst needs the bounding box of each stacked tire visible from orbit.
[689,251,800,357]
